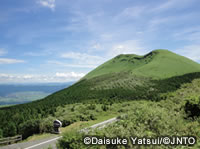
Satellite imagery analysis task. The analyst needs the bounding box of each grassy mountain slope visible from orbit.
[84,49,200,79]
[1,49,200,140]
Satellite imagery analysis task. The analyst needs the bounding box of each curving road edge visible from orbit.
[1,117,119,149]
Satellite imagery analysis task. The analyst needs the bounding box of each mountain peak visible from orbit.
[84,49,200,79]
[114,49,172,60]
[152,49,170,52]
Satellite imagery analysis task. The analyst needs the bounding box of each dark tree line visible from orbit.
[1,72,200,139]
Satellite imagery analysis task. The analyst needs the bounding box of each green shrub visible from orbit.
[89,114,97,120]
[39,117,54,133]
[62,119,71,127]
[87,104,96,110]
[0,129,3,138]
[60,116,79,127]
[71,106,75,112]
[185,96,200,118]
[101,105,109,111]
[79,115,90,121]
[57,131,85,149]
[19,119,40,139]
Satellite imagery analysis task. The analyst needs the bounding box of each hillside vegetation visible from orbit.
[58,78,200,148]
[84,49,200,79]
[0,49,200,142]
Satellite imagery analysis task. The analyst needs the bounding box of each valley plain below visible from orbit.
[0,82,73,106]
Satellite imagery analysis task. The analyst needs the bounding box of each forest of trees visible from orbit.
[1,72,200,139]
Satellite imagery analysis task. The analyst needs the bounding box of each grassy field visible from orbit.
[84,49,200,79]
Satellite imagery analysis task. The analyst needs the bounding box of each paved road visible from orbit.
[0,136,62,149]
[80,117,118,133]
[1,117,119,149]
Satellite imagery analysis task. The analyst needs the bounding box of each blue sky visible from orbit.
[0,0,200,83]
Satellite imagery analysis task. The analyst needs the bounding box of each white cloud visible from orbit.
[152,0,196,12]
[56,72,85,78]
[115,6,146,20]
[176,45,200,62]
[24,49,54,56]
[91,43,101,50]
[148,17,171,28]
[0,48,7,56]
[0,58,25,64]
[61,52,102,61]
[173,26,200,42]
[47,60,98,68]
[100,33,114,41]
[153,0,179,11]
[24,52,46,56]
[60,52,106,66]
[38,0,55,11]
[147,13,196,33]
[109,40,147,57]
[0,72,85,83]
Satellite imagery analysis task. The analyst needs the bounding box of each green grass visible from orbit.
[58,78,200,149]
[84,49,200,79]
[21,133,55,142]
[60,113,118,134]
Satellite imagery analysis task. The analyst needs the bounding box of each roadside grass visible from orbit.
[60,112,118,134]
[19,105,121,143]
[21,133,55,142]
